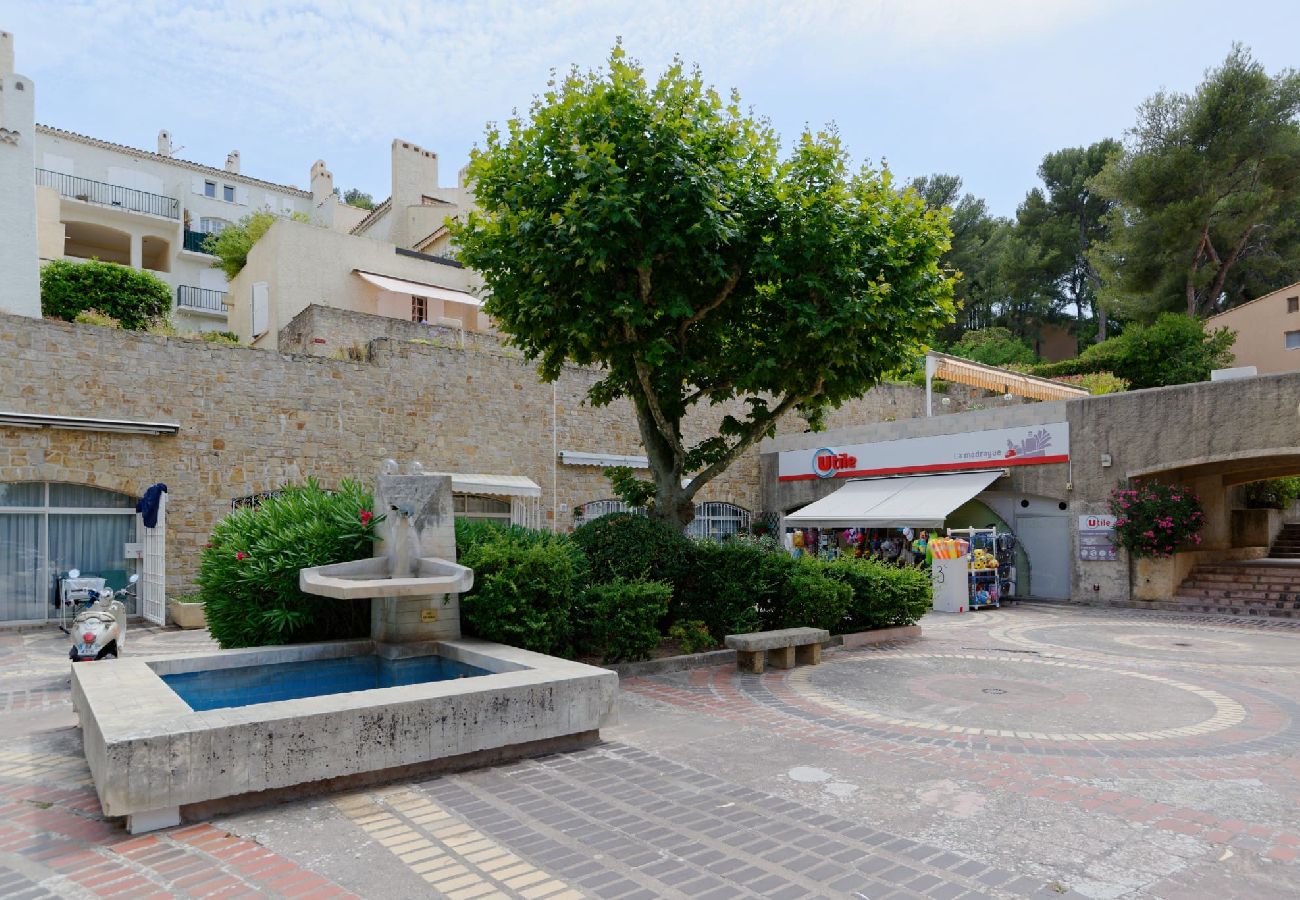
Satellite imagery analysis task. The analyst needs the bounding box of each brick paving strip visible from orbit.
[0,764,360,898]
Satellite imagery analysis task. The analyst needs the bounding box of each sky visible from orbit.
[4,0,1300,216]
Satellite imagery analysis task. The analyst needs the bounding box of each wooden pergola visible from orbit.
[924,351,1088,415]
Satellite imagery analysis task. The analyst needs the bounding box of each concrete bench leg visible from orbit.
[736,650,765,674]
[795,642,821,666]
[767,646,796,670]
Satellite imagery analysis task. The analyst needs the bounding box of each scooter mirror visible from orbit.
[68,569,80,579]
[128,574,140,584]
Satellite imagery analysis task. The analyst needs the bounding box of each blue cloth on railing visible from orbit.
[136,483,168,528]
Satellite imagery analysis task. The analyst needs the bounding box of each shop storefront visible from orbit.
[763,412,1074,600]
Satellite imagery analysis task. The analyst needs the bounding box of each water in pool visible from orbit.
[162,654,491,711]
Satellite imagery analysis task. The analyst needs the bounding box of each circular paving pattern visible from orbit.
[993,621,1300,668]
[788,652,1247,741]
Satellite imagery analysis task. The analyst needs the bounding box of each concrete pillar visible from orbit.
[0,30,41,318]
[1191,473,1231,550]
[129,233,143,270]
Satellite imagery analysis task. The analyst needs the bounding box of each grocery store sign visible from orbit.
[778,422,1069,481]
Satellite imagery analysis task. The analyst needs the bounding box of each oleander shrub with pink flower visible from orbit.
[1107,482,1205,559]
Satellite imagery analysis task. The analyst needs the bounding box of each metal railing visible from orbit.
[176,285,227,314]
[182,229,214,254]
[36,168,180,219]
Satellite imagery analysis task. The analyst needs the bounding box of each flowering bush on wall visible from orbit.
[1107,482,1205,558]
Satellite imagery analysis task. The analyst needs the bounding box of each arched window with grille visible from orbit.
[573,498,750,541]
[687,502,751,541]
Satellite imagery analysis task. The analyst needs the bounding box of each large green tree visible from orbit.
[909,174,1012,339]
[1015,139,1120,340]
[1092,45,1300,319]
[453,47,955,529]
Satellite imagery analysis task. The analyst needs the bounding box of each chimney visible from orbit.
[390,139,439,246]
[225,150,240,174]
[0,31,14,76]
[310,159,335,229]
[157,129,172,156]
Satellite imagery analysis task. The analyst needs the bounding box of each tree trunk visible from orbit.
[632,398,696,531]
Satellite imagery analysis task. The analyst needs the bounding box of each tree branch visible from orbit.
[622,321,685,458]
[1200,224,1259,316]
[677,265,741,348]
[683,379,732,406]
[683,380,824,499]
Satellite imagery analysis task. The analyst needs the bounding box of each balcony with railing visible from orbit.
[176,285,228,315]
[182,229,215,254]
[36,168,180,220]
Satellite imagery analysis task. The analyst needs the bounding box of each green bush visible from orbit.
[202,330,241,346]
[1034,314,1235,389]
[458,528,587,655]
[1050,371,1129,395]
[196,480,378,648]
[667,620,716,655]
[766,563,852,632]
[41,259,171,329]
[571,513,693,594]
[677,538,782,638]
[821,557,933,630]
[576,578,671,663]
[73,308,123,328]
[1243,477,1300,510]
[948,327,1039,367]
[1108,483,1206,558]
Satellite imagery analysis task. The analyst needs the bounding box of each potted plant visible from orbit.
[168,593,207,629]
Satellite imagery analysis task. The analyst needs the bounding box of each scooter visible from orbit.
[68,573,138,662]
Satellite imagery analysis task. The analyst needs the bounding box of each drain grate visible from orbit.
[982,687,1008,695]
[1173,642,1192,647]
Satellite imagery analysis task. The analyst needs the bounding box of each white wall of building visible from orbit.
[0,31,41,318]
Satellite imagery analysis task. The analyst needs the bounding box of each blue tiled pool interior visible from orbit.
[161,654,492,711]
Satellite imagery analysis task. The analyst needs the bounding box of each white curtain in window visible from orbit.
[0,514,44,621]
[47,514,136,613]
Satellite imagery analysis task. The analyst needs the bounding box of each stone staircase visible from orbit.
[1169,562,1300,618]
[1269,522,1300,560]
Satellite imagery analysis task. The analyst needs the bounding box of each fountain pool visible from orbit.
[72,473,618,834]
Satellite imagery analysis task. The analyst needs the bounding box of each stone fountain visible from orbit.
[71,472,618,834]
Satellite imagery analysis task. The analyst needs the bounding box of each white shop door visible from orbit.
[138,493,167,625]
[1016,514,1070,599]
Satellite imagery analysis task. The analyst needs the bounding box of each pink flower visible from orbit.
[236,551,247,561]
[360,510,373,525]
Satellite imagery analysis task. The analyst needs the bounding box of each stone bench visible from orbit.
[724,627,830,674]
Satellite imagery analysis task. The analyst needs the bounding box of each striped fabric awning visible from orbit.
[927,352,1088,402]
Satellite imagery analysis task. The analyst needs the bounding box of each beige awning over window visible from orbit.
[427,473,541,499]
[354,270,480,306]
[784,471,1002,529]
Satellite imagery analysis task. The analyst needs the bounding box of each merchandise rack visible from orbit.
[946,527,1002,609]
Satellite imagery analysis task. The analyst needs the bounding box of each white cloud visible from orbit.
[3,0,1120,194]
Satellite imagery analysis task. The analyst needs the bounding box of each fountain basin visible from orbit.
[71,639,618,834]
[299,555,474,599]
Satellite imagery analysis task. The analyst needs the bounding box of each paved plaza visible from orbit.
[1,603,1297,898]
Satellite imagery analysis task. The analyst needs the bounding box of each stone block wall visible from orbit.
[0,310,983,595]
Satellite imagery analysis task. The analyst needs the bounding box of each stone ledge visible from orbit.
[834,624,922,647]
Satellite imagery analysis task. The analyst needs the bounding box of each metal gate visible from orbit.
[138,492,167,625]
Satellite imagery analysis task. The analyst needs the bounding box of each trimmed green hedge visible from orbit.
[818,557,933,630]
[576,578,672,663]
[41,259,171,330]
[458,527,588,656]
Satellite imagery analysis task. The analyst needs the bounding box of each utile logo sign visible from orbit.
[813,448,858,478]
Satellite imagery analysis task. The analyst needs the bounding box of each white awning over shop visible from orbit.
[430,473,542,498]
[354,270,481,306]
[784,471,1002,529]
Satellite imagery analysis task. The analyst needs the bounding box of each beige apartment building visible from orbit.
[0,30,476,341]
[1206,280,1300,375]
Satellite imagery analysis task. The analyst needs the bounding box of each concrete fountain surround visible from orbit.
[71,473,618,834]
